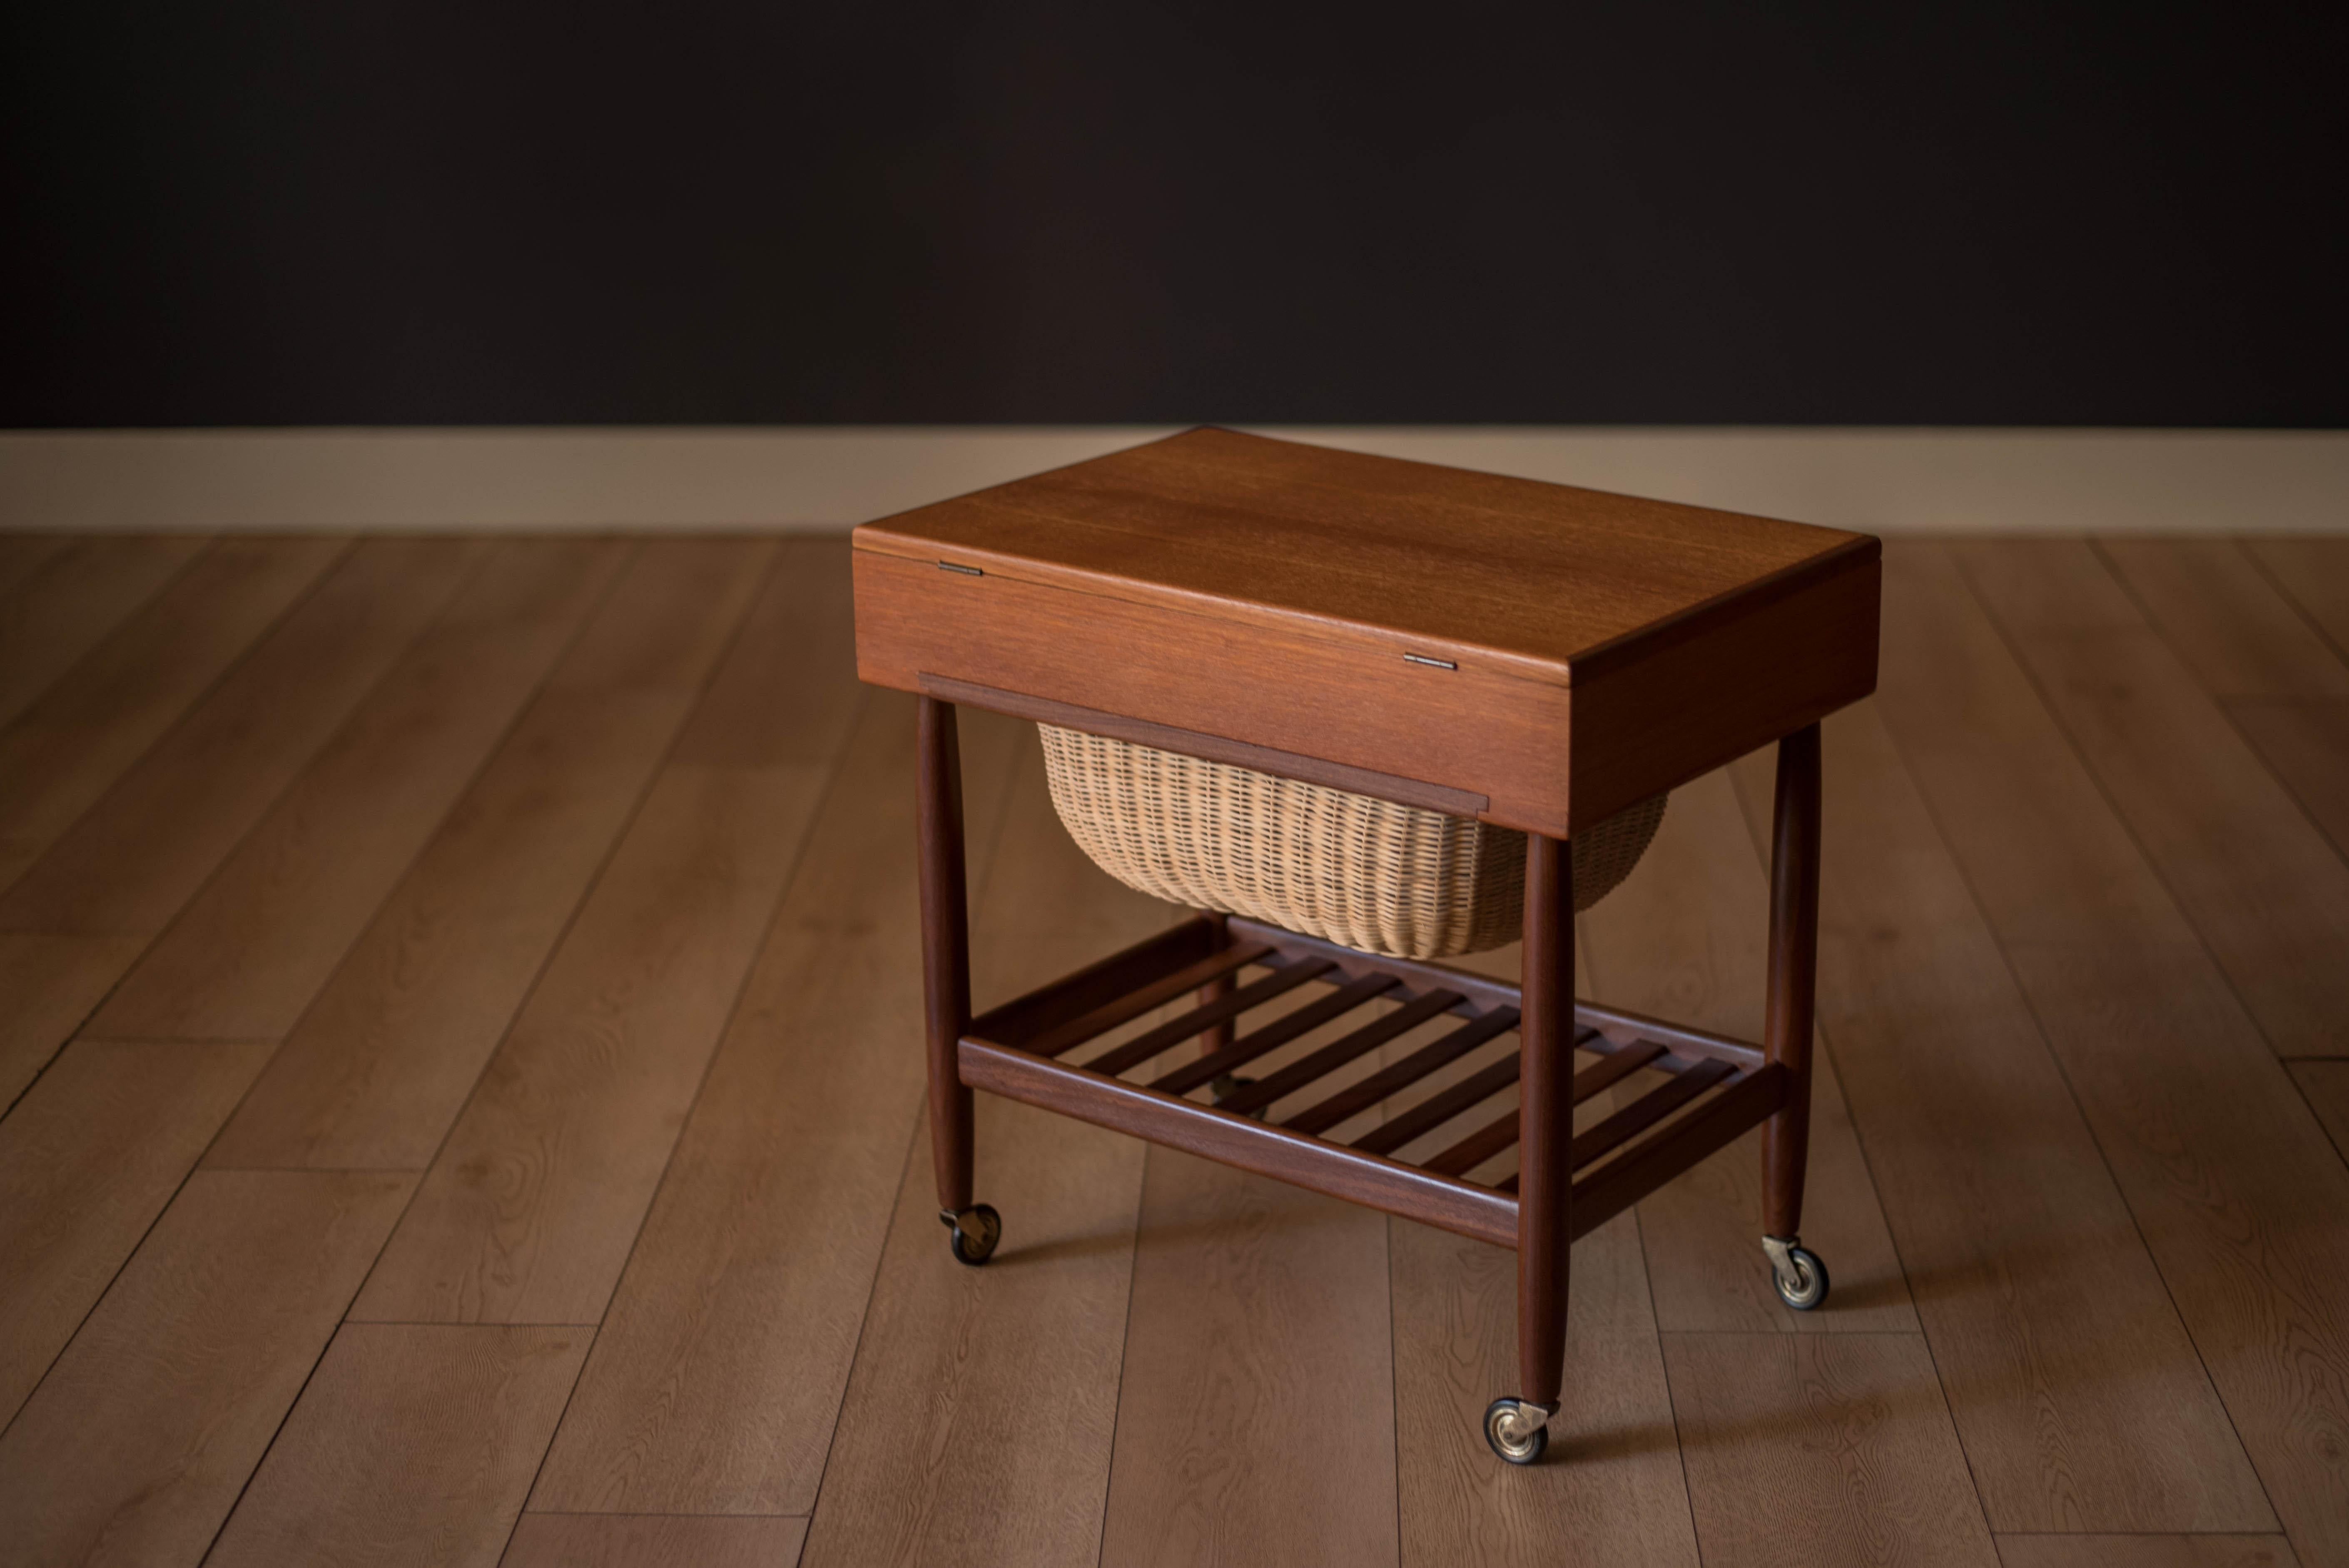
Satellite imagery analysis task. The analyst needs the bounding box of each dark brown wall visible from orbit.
[5,2,2343,426]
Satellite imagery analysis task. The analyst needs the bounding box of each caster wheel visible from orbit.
[1210,1074,1267,1120]
[941,1204,1001,1267]
[1764,1237,1829,1311]
[1483,1397,1553,1466]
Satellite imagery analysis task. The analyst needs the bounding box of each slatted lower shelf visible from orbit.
[959,914,1787,1249]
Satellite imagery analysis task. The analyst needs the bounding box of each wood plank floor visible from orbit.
[0,533,2344,1568]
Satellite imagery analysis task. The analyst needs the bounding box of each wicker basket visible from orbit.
[1037,724,1666,961]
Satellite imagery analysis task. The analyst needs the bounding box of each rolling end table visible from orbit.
[850,428,1881,1464]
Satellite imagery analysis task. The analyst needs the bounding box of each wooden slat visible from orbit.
[1727,700,2274,1533]
[205,1324,590,1568]
[1663,1332,2000,1568]
[0,1039,272,1423]
[1567,1035,1669,1103]
[205,542,772,1172]
[1096,1147,1397,1566]
[1563,1066,1788,1238]
[1958,539,2349,1057]
[0,537,345,895]
[526,700,1031,1516]
[503,1515,810,1567]
[1577,764,1919,1332]
[1147,969,1394,1094]
[1565,1058,1737,1172]
[1075,954,1330,1078]
[0,537,488,935]
[1282,1005,1519,1136]
[0,535,208,729]
[1232,915,1520,1016]
[966,916,1219,1048]
[1021,941,1271,1059]
[84,539,630,1044]
[785,742,1166,1564]
[962,1038,1517,1247]
[1351,1052,1522,1159]
[1420,1108,1524,1179]
[1216,986,1464,1117]
[1570,999,1769,1070]
[0,1170,413,1568]
[1392,1211,1701,1567]
[1879,541,2349,1559]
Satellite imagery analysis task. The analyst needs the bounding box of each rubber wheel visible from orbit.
[943,1204,1001,1267]
[1483,1397,1550,1466]
[1772,1244,1829,1310]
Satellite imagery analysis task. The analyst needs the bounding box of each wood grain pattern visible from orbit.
[85,538,630,1043]
[351,554,861,1322]
[2098,539,2349,700]
[1576,768,1917,1333]
[1993,1536,2300,1568]
[1662,1331,1998,1568]
[205,543,770,1171]
[0,536,487,934]
[1097,1149,1397,1568]
[528,697,1028,1516]
[862,426,1866,679]
[1879,541,2349,1566]
[793,745,1171,1568]
[0,536,346,894]
[351,761,842,1323]
[1955,540,2349,1057]
[1726,707,2272,1533]
[0,1039,272,1424]
[0,930,146,1108]
[854,428,1880,837]
[501,1513,810,1567]
[0,535,207,729]
[1391,1211,1700,1568]
[205,1324,589,1568]
[0,1169,412,1568]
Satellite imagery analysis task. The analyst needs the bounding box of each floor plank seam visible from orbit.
[2237,536,2349,672]
[0,539,544,1441]
[1866,595,2299,1545]
[0,538,368,1122]
[464,543,785,1568]
[2094,537,2349,878]
[1720,754,2002,1550]
[1951,547,2309,1073]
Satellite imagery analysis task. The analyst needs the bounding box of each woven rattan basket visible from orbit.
[1037,724,1666,961]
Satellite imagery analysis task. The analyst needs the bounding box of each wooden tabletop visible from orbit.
[853,429,1879,838]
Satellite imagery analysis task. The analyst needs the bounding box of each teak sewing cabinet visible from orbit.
[850,426,1881,1463]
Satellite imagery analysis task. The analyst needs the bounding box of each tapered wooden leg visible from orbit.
[916,695,975,1216]
[1762,723,1822,1240]
[1517,832,1574,1410]
[1197,911,1235,1058]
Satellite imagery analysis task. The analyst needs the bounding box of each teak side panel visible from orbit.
[854,547,1578,834]
[1572,555,1881,825]
[856,541,1876,834]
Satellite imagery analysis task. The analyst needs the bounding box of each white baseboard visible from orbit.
[2,426,2344,534]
